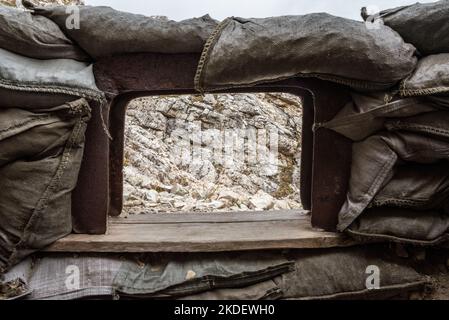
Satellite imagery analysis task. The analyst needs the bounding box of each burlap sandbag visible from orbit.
[25,3,218,59]
[195,14,417,92]
[372,164,449,210]
[0,47,105,108]
[277,246,426,300]
[322,92,436,141]
[338,131,449,231]
[0,99,91,274]
[367,1,449,55]
[401,54,449,97]
[348,208,449,245]
[0,6,89,61]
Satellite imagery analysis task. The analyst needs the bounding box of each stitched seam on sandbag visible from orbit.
[294,281,426,300]
[346,228,449,246]
[400,79,449,97]
[0,78,106,104]
[373,192,449,209]
[7,105,87,268]
[197,70,393,93]
[387,123,449,138]
[371,198,428,208]
[194,18,231,93]
[0,78,110,139]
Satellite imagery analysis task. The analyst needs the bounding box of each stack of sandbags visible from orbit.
[23,1,218,59]
[0,99,91,273]
[1,248,426,300]
[0,6,104,274]
[324,1,449,245]
[363,1,449,98]
[324,92,449,243]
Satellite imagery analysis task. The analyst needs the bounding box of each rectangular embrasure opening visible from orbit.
[121,93,304,218]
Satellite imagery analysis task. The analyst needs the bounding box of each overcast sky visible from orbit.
[85,0,437,21]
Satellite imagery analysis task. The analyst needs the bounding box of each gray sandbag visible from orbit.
[367,1,449,55]
[0,99,91,273]
[322,92,436,141]
[372,164,449,210]
[0,6,89,61]
[385,110,449,140]
[178,279,282,300]
[0,47,105,108]
[401,54,449,97]
[26,3,218,59]
[277,246,426,300]
[348,208,449,245]
[113,252,293,298]
[195,14,417,92]
[338,131,449,231]
[2,254,123,300]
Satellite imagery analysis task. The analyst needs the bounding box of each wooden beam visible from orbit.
[46,211,358,253]
[110,210,308,224]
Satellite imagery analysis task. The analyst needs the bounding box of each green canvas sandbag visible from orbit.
[195,14,417,92]
[0,6,89,61]
[322,92,436,141]
[0,99,91,273]
[0,47,105,109]
[113,252,293,298]
[25,3,218,59]
[338,131,449,231]
[372,163,449,211]
[347,208,449,245]
[277,246,426,300]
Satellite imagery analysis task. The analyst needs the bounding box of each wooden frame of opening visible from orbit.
[61,53,353,252]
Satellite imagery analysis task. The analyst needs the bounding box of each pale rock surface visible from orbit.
[122,93,303,216]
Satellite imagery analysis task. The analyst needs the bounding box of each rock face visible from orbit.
[122,93,303,216]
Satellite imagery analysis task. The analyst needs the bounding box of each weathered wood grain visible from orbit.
[46,212,358,253]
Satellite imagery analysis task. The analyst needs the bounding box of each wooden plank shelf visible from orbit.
[46,210,358,253]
